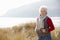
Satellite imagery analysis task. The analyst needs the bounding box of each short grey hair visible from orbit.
[39,5,48,13]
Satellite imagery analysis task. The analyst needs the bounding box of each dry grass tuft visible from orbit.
[0,22,60,40]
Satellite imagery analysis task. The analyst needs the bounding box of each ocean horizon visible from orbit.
[0,17,60,28]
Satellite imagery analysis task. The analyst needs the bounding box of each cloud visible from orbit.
[0,0,60,17]
[47,0,60,9]
[0,0,41,16]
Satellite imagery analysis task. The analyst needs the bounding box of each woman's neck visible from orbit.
[40,15,45,18]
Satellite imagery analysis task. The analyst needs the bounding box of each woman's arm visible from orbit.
[47,17,55,32]
[35,18,39,31]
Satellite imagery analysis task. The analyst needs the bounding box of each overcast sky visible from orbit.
[0,0,60,17]
[0,0,40,16]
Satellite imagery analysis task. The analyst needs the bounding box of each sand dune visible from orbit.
[0,22,60,40]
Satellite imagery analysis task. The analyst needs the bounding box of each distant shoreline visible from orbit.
[0,17,60,28]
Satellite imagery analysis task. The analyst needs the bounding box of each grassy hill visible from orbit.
[0,22,60,40]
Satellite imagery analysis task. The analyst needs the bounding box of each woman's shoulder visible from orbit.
[36,17,39,20]
[47,16,52,20]
[47,16,52,22]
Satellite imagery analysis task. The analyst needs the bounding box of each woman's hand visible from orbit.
[41,29,46,33]
[40,28,48,33]
[39,28,49,37]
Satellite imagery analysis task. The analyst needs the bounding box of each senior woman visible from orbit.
[35,6,55,40]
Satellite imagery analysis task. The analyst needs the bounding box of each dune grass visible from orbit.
[0,22,60,40]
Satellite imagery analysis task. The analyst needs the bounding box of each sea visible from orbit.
[0,17,60,28]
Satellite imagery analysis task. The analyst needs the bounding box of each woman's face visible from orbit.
[40,8,47,17]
